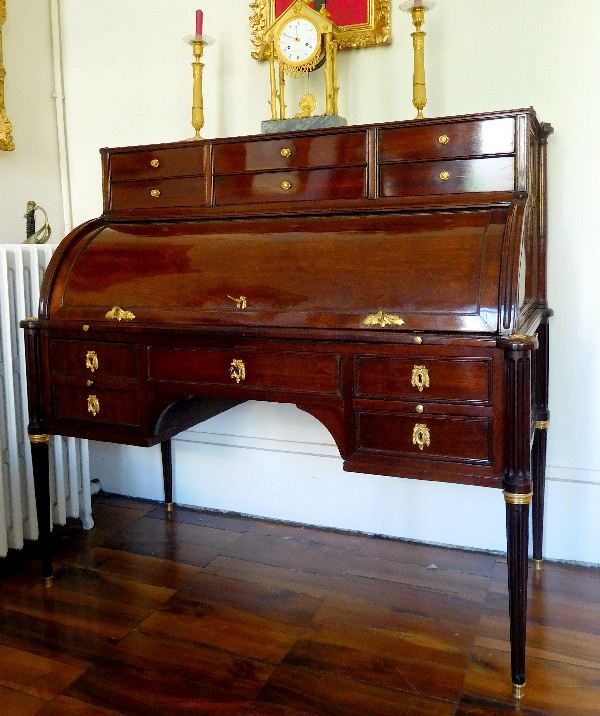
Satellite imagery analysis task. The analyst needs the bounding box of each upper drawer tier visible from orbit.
[109,145,205,182]
[213,131,367,174]
[378,117,515,162]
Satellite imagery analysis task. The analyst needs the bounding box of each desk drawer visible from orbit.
[378,117,515,162]
[110,176,206,210]
[213,132,367,174]
[379,157,514,196]
[356,411,492,464]
[214,167,367,205]
[148,347,342,395]
[109,145,205,181]
[52,385,140,426]
[355,355,492,403]
[50,339,138,380]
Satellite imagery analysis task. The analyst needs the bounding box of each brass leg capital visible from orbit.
[503,490,533,506]
[29,433,50,444]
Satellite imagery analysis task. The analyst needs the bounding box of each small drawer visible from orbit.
[49,340,138,380]
[213,132,367,174]
[379,157,514,197]
[356,411,492,464]
[109,145,205,181]
[355,356,492,403]
[51,386,140,426]
[149,347,342,395]
[378,117,515,162]
[214,167,367,206]
[110,176,206,210]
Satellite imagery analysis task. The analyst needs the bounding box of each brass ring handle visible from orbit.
[150,189,161,197]
[280,180,292,191]
[150,159,160,167]
[87,395,100,417]
[439,171,451,181]
[280,147,292,158]
[438,135,450,145]
[85,350,98,373]
[412,423,431,451]
[229,359,246,384]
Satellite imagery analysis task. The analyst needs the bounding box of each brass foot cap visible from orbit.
[166,502,174,513]
[512,682,525,700]
[533,558,543,571]
[43,576,53,588]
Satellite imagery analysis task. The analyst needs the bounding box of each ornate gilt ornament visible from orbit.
[411,365,430,392]
[0,0,14,151]
[87,395,100,417]
[105,306,135,321]
[85,351,99,373]
[250,0,391,60]
[412,423,430,451]
[229,359,246,384]
[363,309,405,327]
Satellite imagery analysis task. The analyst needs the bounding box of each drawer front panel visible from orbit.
[357,411,492,463]
[380,157,514,196]
[52,386,140,426]
[110,177,206,210]
[149,348,342,395]
[214,167,367,205]
[355,356,491,403]
[50,340,138,380]
[213,132,367,174]
[109,146,205,181]
[378,117,515,162]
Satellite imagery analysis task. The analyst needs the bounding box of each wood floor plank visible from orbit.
[0,643,84,700]
[0,684,46,715]
[38,694,126,715]
[256,663,455,715]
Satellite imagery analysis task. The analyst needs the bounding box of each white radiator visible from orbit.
[0,244,93,558]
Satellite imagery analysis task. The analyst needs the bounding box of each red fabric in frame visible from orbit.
[275,1,368,27]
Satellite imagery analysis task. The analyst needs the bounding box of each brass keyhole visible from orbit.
[411,365,430,392]
[87,395,100,417]
[229,359,246,384]
[86,351,98,373]
[412,423,431,451]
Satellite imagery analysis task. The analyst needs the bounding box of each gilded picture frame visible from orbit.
[0,0,14,151]
[250,0,391,60]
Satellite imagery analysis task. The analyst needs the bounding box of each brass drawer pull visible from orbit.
[85,350,98,373]
[280,180,292,191]
[411,365,430,392]
[363,309,405,327]
[87,395,100,417]
[280,147,292,158]
[150,159,160,167]
[438,134,450,145]
[105,306,135,321]
[229,359,246,384]
[439,171,451,181]
[150,189,161,197]
[413,423,431,451]
[227,295,247,310]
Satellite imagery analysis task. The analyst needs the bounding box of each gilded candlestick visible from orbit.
[184,35,214,140]
[400,0,436,119]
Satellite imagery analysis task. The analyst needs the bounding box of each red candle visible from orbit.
[195,9,203,36]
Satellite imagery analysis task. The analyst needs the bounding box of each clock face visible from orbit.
[277,17,320,67]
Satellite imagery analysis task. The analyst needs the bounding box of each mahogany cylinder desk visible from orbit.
[22,108,552,699]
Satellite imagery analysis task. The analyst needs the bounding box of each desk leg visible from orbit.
[499,336,536,699]
[532,428,547,571]
[29,433,53,586]
[504,491,531,700]
[160,439,174,513]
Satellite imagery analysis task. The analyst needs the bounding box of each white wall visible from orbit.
[50,1,600,563]
[0,0,63,243]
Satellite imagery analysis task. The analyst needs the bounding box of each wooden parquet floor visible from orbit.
[1,493,600,715]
